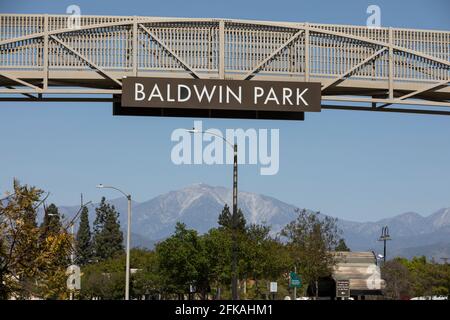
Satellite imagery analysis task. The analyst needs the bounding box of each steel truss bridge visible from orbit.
[0,14,449,116]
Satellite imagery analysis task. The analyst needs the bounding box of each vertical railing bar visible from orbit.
[133,16,138,75]
[43,14,48,91]
[219,20,225,79]
[388,27,394,99]
[305,23,310,81]
[20,16,24,66]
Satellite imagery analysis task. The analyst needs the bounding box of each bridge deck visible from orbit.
[0,14,449,115]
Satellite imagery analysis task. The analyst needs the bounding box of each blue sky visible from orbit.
[0,0,449,222]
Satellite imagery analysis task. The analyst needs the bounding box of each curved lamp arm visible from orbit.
[96,184,131,200]
[186,128,235,149]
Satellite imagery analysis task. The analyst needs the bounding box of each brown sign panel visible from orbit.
[336,280,350,298]
[120,77,321,119]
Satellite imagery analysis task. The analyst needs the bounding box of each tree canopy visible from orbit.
[0,180,71,299]
[75,206,93,266]
[6,181,448,300]
[93,197,124,261]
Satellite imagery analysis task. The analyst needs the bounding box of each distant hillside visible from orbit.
[53,184,450,259]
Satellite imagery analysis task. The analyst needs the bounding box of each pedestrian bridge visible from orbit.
[0,14,449,115]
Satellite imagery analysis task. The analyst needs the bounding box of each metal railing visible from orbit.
[0,14,449,115]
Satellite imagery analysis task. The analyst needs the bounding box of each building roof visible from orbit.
[332,251,386,292]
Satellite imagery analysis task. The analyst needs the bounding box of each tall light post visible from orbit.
[96,184,132,300]
[187,128,239,300]
[378,226,391,264]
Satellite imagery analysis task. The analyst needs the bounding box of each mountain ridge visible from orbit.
[53,183,450,260]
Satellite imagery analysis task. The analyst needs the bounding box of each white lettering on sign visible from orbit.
[137,84,243,104]
[283,88,293,105]
[227,86,242,104]
[148,84,164,101]
[297,88,309,106]
[253,87,309,106]
[178,84,191,102]
[134,83,311,107]
[264,88,280,105]
[135,83,145,101]
[254,87,264,104]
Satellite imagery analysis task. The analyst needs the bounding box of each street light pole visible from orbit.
[231,142,238,301]
[378,226,391,264]
[96,184,132,300]
[187,129,239,300]
[126,193,131,301]
[70,222,75,300]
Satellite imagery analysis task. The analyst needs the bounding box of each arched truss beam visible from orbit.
[0,18,448,69]
[2,20,446,95]
[306,26,450,68]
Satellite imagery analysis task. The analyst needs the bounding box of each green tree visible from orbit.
[39,203,63,243]
[75,206,93,265]
[239,224,291,299]
[79,248,162,300]
[399,256,450,298]
[0,180,40,298]
[335,238,351,252]
[281,209,340,298]
[156,222,210,299]
[37,203,71,299]
[0,180,71,299]
[382,258,413,299]
[80,258,125,300]
[129,249,162,299]
[218,204,246,232]
[202,227,232,298]
[93,198,124,261]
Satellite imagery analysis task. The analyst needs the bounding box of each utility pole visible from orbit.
[69,194,82,300]
[65,196,91,300]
